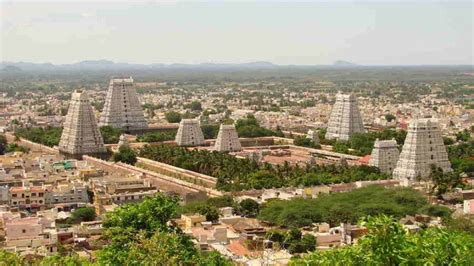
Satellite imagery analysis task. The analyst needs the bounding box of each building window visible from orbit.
[22,229,26,233]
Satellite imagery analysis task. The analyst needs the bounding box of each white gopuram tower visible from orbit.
[99,77,147,132]
[369,139,400,174]
[175,119,205,146]
[306,129,320,145]
[393,119,452,182]
[325,93,365,141]
[59,90,106,157]
[214,124,242,152]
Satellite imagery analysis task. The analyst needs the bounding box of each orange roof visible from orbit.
[358,155,371,165]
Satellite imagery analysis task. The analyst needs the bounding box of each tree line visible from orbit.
[138,144,389,191]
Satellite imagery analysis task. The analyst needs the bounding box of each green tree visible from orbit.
[113,145,137,165]
[237,198,260,218]
[100,126,122,144]
[189,101,203,111]
[198,204,220,222]
[97,194,229,265]
[165,111,182,123]
[384,113,396,122]
[71,207,96,222]
[291,215,474,265]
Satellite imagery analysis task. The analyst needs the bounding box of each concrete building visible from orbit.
[369,139,399,174]
[307,129,320,145]
[44,182,89,206]
[99,77,148,132]
[325,93,365,141]
[175,119,205,147]
[58,90,106,158]
[4,216,57,255]
[214,124,242,152]
[393,119,452,182]
[10,186,46,211]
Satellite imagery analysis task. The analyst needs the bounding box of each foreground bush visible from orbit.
[291,215,474,265]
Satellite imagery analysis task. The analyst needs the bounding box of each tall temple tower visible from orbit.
[58,90,106,157]
[175,119,205,146]
[393,119,452,182]
[369,139,399,174]
[99,77,147,132]
[214,124,242,152]
[325,93,365,141]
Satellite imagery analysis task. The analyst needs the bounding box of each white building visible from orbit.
[393,119,452,182]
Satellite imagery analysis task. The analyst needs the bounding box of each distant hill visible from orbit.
[0,60,278,71]
[333,60,357,66]
[1,65,23,72]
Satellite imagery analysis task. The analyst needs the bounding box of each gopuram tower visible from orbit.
[214,124,242,152]
[325,93,365,141]
[393,119,452,182]
[369,139,399,175]
[99,77,147,132]
[58,90,106,158]
[175,119,205,147]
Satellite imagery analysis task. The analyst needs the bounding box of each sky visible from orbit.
[1,0,472,65]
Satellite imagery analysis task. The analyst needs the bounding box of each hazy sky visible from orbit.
[1,0,472,65]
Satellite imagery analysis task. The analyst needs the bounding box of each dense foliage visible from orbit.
[138,144,388,191]
[14,127,62,147]
[181,195,260,218]
[448,139,474,175]
[235,115,284,138]
[165,111,182,123]
[293,136,321,149]
[71,207,96,222]
[267,228,316,254]
[4,143,29,153]
[97,194,230,265]
[136,130,177,142]
[291,215,474,265]
[112,145,137,165]
[99,126,122,144]
[258,186,430,227]
[331,129,407,156]
[201,124,220,139]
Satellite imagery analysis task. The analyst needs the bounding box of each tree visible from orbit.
[301,234,316,252]
[190,101,202,111]
[198,205,220,222]
[384,113,396,122]
[258,186,429,227]
[100,126,121,144]
[237,198,260,218]
[0,134,7,155]
[428,165,463,197]
[294,136,320,149]
[165,111,182,123]
[113,145,137,165]
[97,194,230,265]
[71,207,96,222]
[291,215,474,265]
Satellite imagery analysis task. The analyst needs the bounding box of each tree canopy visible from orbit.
[258,186,430,227]
[97,194,229,265]
[290,215,474,265]
[138,144,389,191]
